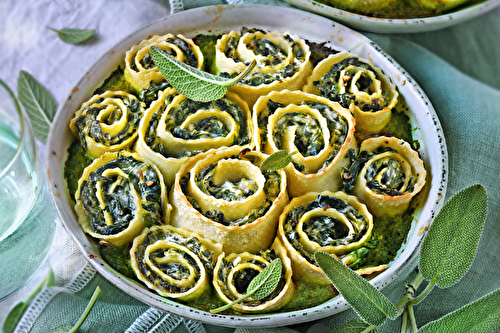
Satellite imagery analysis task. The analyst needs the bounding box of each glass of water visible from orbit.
[0,79,57,299]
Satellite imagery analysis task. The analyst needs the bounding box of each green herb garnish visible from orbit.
[2,270,55,333]
[418,184,487,288]
[149,45,256,102]
[315,251,397,327]
[210,258,282,314]
[16,71,57,143]
[260,150,298,171]
[47,27,96,44]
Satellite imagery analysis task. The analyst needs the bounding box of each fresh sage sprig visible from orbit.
[17,71,58,143]
[2,269,55,333]
[316,184,490,332]
[45,286,102,333]
[260,150,298,171]
[149,45,256,102]
[47,27,96,44]
[210,258,282,314]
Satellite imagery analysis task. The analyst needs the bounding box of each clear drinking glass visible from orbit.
[0,79,57,299]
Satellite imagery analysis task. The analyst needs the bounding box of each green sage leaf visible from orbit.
[17,71,57,143]
[260,150,298,171]
[210,258,282,314]
[2,302,28,333]
[149,46,256,102]
[417,287,500,333]
[247,257,282,299]
[2,269,54,333]
[315,251,397,326]
[331,318,379,333]
[419,184,487,288]
[47,27,95,44]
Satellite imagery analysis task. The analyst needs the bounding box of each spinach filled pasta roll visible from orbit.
[135,88,254,188]
[75,150,169,247]
[170,146,289,254]
[342,136,427,217]
[278,191,377,284]
[303,52,398,133]
[214,27,312,106]
[124,34,204,92]
[253,90,356,198]
[69,91,145,158]
[130,224,223,301]
[212,238,294,313]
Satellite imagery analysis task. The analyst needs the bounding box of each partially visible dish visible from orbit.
[285,0,500,33]
[46,5,448,328]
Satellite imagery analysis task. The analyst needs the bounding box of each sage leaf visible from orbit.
[47,27,95,44]
[149,46,256,102]
[2,303,28,333]
[260,150,298,171]
[314,251,397,326]
[247,258,282,299]
[210,258,282,314]
[17,71,57,143]
[417,287,500,333]
[331,318,379,333]
[2,269,54,333]
[419,184,487,288]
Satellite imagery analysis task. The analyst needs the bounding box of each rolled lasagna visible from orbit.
[303,52,398,133]
[135,87,254,188]
[130,224,223,301]
[253,90,356,198]
[74,150,169,247]
[212,238,295,313]
[342,136,427,217]
[69,91,145,158]
[278,191,376,284]
[170,146,289,254]
[214,27,312,106]
[124,34,204,92]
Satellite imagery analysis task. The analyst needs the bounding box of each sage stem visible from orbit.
[407,303,418,332]
[68,286,102,333]
[395,271,425,315]
[401,309,409,333]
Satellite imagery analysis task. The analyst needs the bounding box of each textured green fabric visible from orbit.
[3,1,499,332]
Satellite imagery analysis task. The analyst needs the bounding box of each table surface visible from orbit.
[1,1,500,332]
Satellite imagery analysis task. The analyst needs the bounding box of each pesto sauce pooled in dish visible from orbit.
[64,26,427,315]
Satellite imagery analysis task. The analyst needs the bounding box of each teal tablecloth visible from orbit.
[1,1,499,332]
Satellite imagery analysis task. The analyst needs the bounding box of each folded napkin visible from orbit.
[2,1,499,332]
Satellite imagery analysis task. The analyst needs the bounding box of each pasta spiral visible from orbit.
[75,150,169,247]
[170,146,289,254]
[124,34,204,92]
[253,90,356,197]
[215,27,312,106]
[278,191,375,283]
[135,87,254,188]
[304,52,398,133]
[342,136,427,217]
[212,238,294,313]
[130,224,222,301]
[69,90,145,158]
